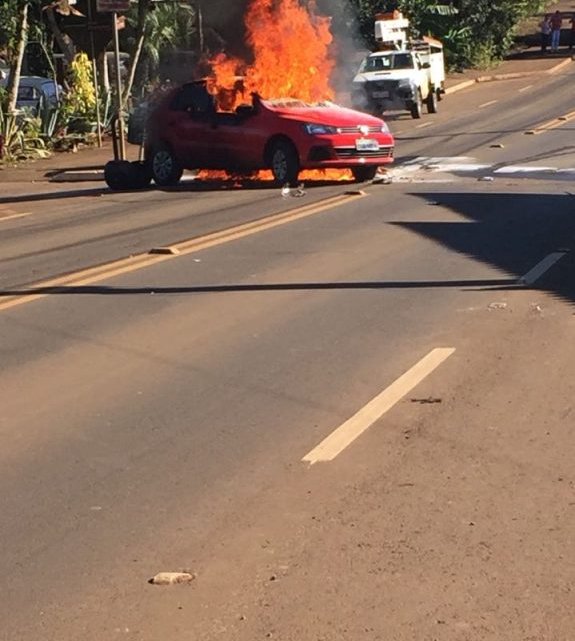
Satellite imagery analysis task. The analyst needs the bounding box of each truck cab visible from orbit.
[351,12,445,120]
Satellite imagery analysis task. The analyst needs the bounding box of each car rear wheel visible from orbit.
[270,141,300,186]
[150,147,183,187]
[351,166,378,182]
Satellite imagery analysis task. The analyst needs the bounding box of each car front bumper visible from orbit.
[304,142,394,168]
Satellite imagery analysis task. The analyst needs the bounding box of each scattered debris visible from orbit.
[488,302,507,310]
[149,246,180,256]
[292,183,306,197]
[148,571,196,586]
[411,397,442,404]
[531,303,543,314]
[343,189,366,196]
[490,143,505,148]
[372,171,393,184]
[281,183,306,198]
[478,176,494,182]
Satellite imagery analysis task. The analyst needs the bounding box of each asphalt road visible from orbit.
[1,67,575,640]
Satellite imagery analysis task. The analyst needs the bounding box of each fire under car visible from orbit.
[105,81,395,190]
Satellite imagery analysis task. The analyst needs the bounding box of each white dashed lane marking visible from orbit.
[479,100,498,108]
[302,348,456,464]
[518,251,568,285]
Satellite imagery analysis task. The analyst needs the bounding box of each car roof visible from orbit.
[18,76,57,87]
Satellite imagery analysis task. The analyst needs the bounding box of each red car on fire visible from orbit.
[143,81,394,187]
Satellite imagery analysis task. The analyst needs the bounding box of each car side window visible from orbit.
[394,54,414,69]
[170,84,216,117]
[18,86,36,100]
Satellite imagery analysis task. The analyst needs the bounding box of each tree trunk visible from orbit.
[122,0,152,107]
[45,6,76,65]
[6,1,28,115]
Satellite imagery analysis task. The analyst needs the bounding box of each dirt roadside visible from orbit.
[0,0,574,186]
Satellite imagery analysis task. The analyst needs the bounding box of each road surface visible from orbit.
[1,67,575,640]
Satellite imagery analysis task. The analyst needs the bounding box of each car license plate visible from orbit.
[355,138,379,152]
[372,90,389,98]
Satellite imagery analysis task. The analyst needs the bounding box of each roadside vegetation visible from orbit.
[330,0,550,69]
[0,0,555,166]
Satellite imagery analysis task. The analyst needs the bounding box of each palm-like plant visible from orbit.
[124,1,197,100]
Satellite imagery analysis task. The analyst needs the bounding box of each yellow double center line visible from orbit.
[526,109,575,135]
[0,191,365,313]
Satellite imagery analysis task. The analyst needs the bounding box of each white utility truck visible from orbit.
[352,12,445,119]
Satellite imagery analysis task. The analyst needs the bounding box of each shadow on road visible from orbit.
[396,191,575,305]
[0,278,518,297]
[0,178,354,207]
[1,191,574,305]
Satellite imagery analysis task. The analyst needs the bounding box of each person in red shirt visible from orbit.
[550,11,563,52]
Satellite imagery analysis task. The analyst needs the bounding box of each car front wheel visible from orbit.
[270,141,300,186]
[426,88,438,114]
[410,91,423,119]
[150,146,183,186]
[351,166,378,182]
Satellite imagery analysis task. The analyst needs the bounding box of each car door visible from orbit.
[164,85,215,169]
[205,111,253,170]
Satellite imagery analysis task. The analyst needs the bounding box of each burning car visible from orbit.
[143,80,395,187]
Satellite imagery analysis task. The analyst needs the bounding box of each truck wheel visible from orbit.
[410,92,422,119]
[270,140,300,186]
[150,146,183,187]
[351,166,378,182]
[426,89,438,114]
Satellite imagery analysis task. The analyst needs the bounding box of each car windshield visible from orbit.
[361,53,414,72]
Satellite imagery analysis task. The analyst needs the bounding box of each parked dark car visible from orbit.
[0,76,60,116]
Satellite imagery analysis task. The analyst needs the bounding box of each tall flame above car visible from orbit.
[209,0,335,108]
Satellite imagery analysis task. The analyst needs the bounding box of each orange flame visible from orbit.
[209,0,335,108]
[204,0,352,183]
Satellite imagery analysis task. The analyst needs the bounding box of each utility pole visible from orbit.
[112,10,126,160]
[96,0,130,160]
[87,0,103,147]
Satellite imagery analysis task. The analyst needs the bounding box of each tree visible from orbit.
[123,0,198,95]
[6,1,29,114]
[334,0,548,68]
